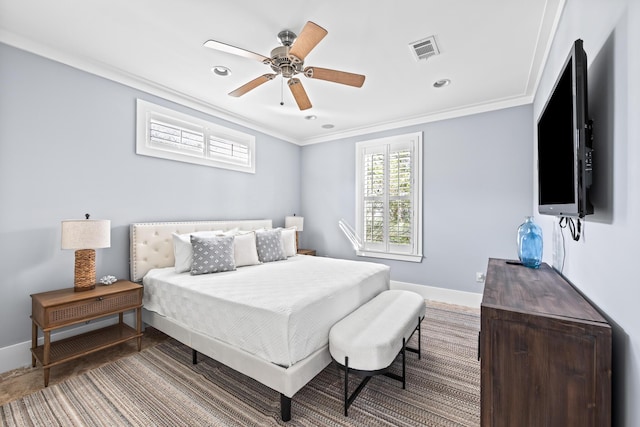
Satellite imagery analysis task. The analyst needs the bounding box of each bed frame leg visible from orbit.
[280,394,291,422]
[192,349,198,365]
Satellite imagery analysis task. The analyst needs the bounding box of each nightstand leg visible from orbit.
[119,312,123,324]
[31,321,37,367]
[43,331,51,387]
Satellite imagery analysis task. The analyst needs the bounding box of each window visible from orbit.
[136,99,255,173]
[355,132,423,262]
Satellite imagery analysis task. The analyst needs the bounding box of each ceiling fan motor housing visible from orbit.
[269,46,303,78]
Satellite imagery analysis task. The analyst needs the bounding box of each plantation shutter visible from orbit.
[149,117,204,157]
[360,140,415,255]
[145,109,252,169]
[363,146,386,251]
[208,136,251,166]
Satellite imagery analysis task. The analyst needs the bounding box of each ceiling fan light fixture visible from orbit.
[433,78,451,88]
[212,66,232,77]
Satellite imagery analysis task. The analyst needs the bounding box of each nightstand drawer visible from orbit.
[44,290,141,328]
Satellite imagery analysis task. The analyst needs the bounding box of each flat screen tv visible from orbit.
[537,39,593,218]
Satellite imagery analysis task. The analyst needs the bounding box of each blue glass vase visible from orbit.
[517,216,543,268]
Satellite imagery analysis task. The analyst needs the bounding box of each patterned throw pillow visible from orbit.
[190,235,236,275]
[172,230,223,273]
[255,229,287,263]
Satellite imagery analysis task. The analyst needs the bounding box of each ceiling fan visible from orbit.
[203,21,366,110]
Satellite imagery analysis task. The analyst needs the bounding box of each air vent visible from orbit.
[409,36,440,61]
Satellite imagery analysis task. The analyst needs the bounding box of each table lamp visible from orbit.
[285,215,304,250]
[61,214,111,292]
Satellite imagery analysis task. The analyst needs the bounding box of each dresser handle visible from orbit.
[96,297,104,301]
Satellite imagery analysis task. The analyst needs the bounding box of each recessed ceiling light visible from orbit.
[322,124,335,129]
[305,115,317,120]
[211,66,231,77]
[433,79,451,88]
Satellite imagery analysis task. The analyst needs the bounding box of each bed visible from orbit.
[130,220,390,421]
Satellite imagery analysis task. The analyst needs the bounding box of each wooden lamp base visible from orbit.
[74,249,96,292]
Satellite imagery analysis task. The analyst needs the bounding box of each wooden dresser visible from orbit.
[480,258,611,427]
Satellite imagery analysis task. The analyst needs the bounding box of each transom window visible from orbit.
[355,132,423,262]
[136,99,255,173]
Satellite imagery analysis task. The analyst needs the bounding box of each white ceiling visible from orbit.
[0,0,563,145]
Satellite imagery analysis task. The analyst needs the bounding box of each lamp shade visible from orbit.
[285,216,304,231]
[61,219,111,250]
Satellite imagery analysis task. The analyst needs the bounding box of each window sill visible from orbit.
[356,250,423,263]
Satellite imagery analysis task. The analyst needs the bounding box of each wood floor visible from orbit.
[0,327,168,406]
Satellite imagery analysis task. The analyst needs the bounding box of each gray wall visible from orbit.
[299,105,534,293]
[0,43,301,349]
[532,1,639,425]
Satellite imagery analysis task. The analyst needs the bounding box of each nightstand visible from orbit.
[297,249,316,256]
[30,280,143,386]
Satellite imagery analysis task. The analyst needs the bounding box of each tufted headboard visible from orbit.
[129,219,273,282]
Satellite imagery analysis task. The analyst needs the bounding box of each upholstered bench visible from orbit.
[329,289,426,416]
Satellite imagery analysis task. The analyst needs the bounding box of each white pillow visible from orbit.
[221,227,240,236]
[233,231,261,267]
[173,230,223,273]
[280,227,297,257]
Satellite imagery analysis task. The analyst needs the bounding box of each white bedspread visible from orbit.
[143,255,390,367]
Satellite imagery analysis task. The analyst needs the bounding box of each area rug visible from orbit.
[1,303,480,426]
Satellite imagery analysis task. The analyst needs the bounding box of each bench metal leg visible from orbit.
[343,356,373,417]
[402,337,406,389]
[192,349,198,365]
[418,316,422,359]
[405,316,424,359]
[383,337,406,388]
[344,356,349,416]
[339,316,425,416]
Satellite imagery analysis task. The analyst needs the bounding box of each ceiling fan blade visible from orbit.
[229,74,276,97]
[288,78,312,110]
[203,40,270,63]
[288,21,328,61]
[304,67,366,88]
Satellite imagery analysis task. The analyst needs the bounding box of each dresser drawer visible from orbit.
[43,289,142,328]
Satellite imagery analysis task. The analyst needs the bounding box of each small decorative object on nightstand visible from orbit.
[30,280,143,387]
[100,275,117,285]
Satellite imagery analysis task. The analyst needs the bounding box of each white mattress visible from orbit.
[143,255,390,367]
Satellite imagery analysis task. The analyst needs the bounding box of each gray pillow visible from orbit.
[255,229,287,263]
[190,235,236,275]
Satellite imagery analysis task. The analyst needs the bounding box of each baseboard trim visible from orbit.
[390,280,482,308]
[0,313,137,375]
